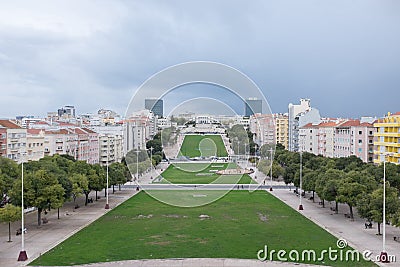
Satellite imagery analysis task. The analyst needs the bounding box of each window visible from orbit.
[359,131,362,135]
[369,131,373,135]
[358,148,362,152]
[358,140,362,144]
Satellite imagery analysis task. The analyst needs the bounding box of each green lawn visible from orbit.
[179,135,228,158]
[30,191,374,266]
[154,162,256,184]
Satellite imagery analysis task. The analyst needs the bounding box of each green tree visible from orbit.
[357,185,400,235]
[315,169,344,208]
[10,170,65,226]
[0,157,20,198]
[337,180,367,220]
[69,173,88,208]
[0,204,21,242]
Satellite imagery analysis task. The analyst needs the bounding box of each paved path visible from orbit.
[0,187,138,267]
[269,189,400,267]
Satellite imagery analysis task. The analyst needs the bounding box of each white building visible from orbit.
[99,134,123,166]
[249,113,275,147]
[124,110,155,154]
[26,129,45,161]
[288,99,321,151]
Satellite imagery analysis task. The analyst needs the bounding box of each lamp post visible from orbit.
[105,137,110,209]
[18,151,28,261]
[135,150,140,183]
[380,152,394,263]
[298,151,304,210]
[269,148,273,191]
[149,146,154,176]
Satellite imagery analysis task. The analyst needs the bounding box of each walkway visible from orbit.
[269,188,400,267]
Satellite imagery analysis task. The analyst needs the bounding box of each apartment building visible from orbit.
[0,120,27,162]
[99,134,123,166]
[26,129,45,161]
[299,119,375,163]
[44,127,99,164]
[124,110,155,153]
[374,112,400,165]
[288,99,321,151]
[249,113,275,148]
[273,113,289,149]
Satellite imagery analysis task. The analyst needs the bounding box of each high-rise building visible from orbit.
[374,112,400,165]
[245,98,262,117]
[124,110,155,153]
[288,99,320,151]
[145,99,163,117]
[58,105,76,118]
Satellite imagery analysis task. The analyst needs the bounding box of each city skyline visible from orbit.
[0,1,399,118]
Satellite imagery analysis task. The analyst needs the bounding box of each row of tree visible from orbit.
[0,155,130,229]
[258,144,400,234]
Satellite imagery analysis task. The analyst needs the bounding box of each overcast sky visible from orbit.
[0,0,399,119]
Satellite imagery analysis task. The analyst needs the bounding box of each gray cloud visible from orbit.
[0,0,399,118]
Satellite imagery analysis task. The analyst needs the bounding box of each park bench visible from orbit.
[42,217,48,224]
[344,213,351,218]
[330,207,336,212]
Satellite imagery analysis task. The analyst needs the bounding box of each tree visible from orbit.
[10,170,65,226]
[0,157,20,201]
[0,204,21,242]
[315,169,344,208]
[69,173,88,208]
[108,163,125,193]
[302,169,318,202]
[337,181,366,220]
[358,185,400,235]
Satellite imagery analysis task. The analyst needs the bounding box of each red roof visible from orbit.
[338,120,360,127]
[45,129,69,135]
[318,121,338,127]
[27,129,43,135]
[393,112,400,116]
[81,127,96,134]
[0,120,22,129]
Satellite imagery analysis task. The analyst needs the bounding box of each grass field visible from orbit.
[179,135,228,158]
[155,162,255,184]
[30,191,374,266]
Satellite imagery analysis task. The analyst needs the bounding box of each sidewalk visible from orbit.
[269,189,400,267]
[0,187,138,267]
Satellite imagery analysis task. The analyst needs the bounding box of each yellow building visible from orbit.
[274,113,289,149]
[373,112,400,165]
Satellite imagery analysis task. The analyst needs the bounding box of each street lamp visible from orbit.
[135,150,140,183]
[149,146,154,176]
[105,137,110,209]
[18,151,28,261]
[298,151,304,211]
[269,148,273,192]
[379,152,395,263]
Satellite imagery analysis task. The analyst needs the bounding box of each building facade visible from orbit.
[0,120,27,162]
[273,113,289,149]
[249,113,275,148]
[374,112,400,165]
[299,119,375,163]
[26,129,45,161]
[99,134,123,166]
[124,110,155,154]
